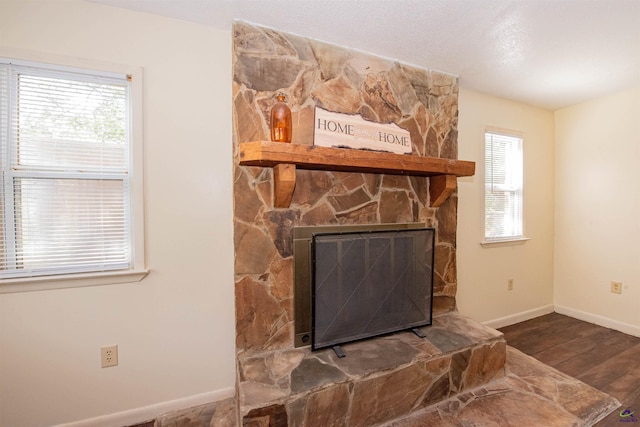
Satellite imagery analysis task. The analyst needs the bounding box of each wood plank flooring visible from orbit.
[499,313,640,426]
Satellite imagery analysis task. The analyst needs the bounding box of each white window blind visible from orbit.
[0,60,132,279]
[484,131,523,241]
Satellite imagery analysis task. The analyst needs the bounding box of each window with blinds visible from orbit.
[484,130,523,241]
[0,60,133,280]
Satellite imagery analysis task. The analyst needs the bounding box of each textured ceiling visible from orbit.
[89,0,640,110]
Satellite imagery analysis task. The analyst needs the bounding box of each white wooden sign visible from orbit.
[313,108,412,154]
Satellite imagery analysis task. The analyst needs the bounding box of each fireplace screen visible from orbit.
[311,228,434,351]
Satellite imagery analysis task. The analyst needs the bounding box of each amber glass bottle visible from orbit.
[270,94,292,143]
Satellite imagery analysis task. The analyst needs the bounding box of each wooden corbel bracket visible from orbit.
[273,163,296,208]
[429,174,457,207]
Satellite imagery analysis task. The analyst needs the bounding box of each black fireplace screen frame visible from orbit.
[307,226,435,351]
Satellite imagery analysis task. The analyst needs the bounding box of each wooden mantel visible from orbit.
[239,141,475,208]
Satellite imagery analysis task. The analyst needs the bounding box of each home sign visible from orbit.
[313,107,412,154]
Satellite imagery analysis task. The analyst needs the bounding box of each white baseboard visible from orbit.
[555,305,640,338]
[53,387,235,427]
[482,304,555,329]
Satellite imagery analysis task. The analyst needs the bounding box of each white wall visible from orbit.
[456,88,556,326]
[554,86,640,335]
[0,1,235,426]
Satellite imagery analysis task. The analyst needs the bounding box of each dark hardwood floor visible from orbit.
[499,313,640,426]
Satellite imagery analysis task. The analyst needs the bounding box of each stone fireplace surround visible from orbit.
[231,21,506,425]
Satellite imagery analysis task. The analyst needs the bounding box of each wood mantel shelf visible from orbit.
[239,141,475,208]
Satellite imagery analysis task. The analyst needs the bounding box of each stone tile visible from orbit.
[335,200,379,223]
[300,202,337,225]
[461,341,506,390]
[381,174,412,191]
[387,65,421,117]
[243,404,287,427]
[363,173,381,197]
[290,169,333,207]
[557,381,621,423]
[290,103,315,145]
[311,75,362,113]
[441,128,458,159]
[269,258,293,301]
[449,389,580,426]
[397,63,431,109]
[327,187,372,213]
[239,381,288,410]
[361,74,402,123]
[348,49,395,75]
[234,170,264,223]
[235,55,304,93]
[409,175,429,207]
[349,362,431,427]
[234,90,266,144]
[311,39,350,81]
[419,357,453,408]
[300,383,351,427]
[432,295,457,314]
[235,276,290,351]
[433,245,455,295]
[449,348,471,393]
[233,222,276,275]
[435,195,457,245]
[263,210,299,258]
[290,357,347,394]
[390,411,463,427]
[255,179,272,208]
[385,346,619,427]
[155,402,214,427]
[208,398,237,427]
[317,335,420,377]
[419,327,473,354]
[153,398,237,427]
[331,172,366,193]
[379,190,413,223]
[434,312,503,342]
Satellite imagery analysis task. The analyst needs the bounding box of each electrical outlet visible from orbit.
[101,345,118,368]
[507,278,514,291]
[611,281,622,294]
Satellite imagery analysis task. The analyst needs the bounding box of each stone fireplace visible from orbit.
[232,21,505,425]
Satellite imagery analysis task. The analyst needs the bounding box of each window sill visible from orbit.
[480,237,530,248]
[0,269,149,294]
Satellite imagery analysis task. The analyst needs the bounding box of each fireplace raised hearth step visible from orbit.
[237,311,506,427]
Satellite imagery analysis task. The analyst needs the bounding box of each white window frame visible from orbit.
[482,128,528,246]
[0,49,147,293]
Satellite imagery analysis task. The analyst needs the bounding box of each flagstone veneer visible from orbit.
[233,20,460,354]
[232,21,486,426]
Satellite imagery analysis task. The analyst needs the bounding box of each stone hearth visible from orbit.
[154,344,618,426]
[239,312,506,426]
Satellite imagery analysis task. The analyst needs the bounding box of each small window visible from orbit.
[0,57,146,290]
[484,130,523,241]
